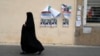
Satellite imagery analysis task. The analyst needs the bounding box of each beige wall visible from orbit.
[0,0,77,45]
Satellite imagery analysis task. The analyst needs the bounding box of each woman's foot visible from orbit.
[38,51,42,55]
[20,51,35,54]
[38,49,44,55]
[20,51,27,54]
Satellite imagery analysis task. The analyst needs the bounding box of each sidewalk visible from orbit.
[0,44,100,56]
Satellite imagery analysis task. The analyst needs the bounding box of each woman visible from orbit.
[20,12,44,54]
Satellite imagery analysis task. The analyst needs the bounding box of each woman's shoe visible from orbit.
[38,49,44,55]
[20,52,27,54]
[38,51,42,55]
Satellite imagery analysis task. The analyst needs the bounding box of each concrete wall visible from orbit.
[0,0,77,45]
[75,26,100,46]
[75,0,100,46]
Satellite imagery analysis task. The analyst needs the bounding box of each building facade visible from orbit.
[0,0,100,46]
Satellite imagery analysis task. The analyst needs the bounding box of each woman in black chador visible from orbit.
[21,12,44,54]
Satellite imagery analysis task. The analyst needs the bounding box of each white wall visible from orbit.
[0,0,77,45]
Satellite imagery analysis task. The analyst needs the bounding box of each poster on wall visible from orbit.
[75,20,81,27]
[40,11,53,27]
[83,27,92,33]
[76,5,82,27]
[63,18,69,26]
[40,6,60,27]
[61,4,72,27]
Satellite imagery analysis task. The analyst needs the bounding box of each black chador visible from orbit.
[20,12,44,54]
